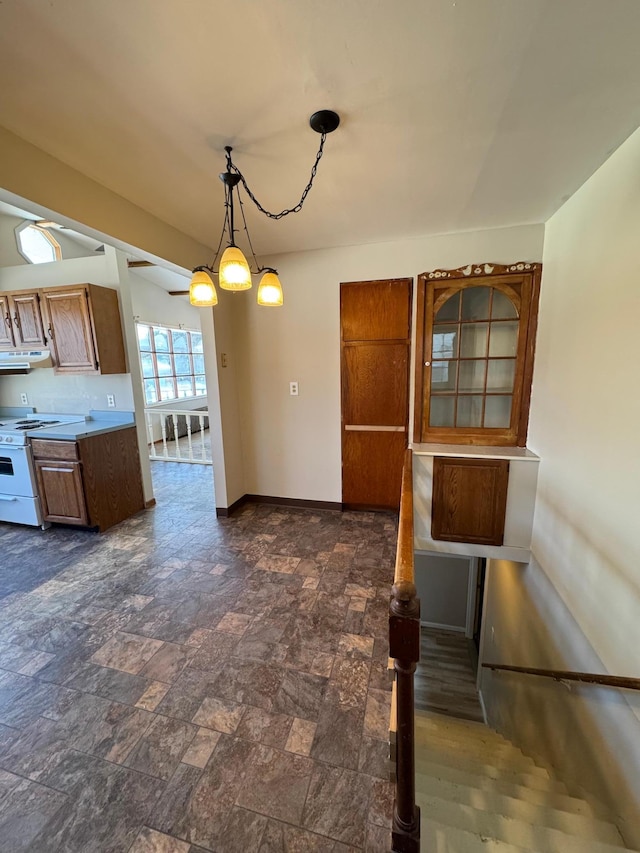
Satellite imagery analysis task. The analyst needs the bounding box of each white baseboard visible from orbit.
[420,620,466,633]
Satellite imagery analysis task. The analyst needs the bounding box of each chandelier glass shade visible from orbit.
[189,269,218,307]
[257,271,284,307]
[218,246,252,291]
[188,111,339,309]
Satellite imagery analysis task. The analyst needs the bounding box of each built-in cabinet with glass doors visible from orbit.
[414,262,541,446]
[413,262,541,548]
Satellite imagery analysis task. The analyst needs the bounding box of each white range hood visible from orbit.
[0,350,52,374]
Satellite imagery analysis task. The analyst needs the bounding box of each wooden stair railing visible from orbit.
[389,448,421,853]
[483,663,640,690]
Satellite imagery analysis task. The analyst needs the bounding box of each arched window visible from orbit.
[415,264,541,446]
[15,222,62,264]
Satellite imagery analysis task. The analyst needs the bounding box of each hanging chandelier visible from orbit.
[189,110,340,308]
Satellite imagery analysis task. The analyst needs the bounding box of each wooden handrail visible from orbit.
[483,663,640,690]
[389,448,421,853]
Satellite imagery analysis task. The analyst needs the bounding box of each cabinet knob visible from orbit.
[424,361,431,367]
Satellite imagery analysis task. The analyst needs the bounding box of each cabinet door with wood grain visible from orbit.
[431,456,509,545]
[10,291,47,348]
[0,294,16,350]
[42,287,97,372]
[35,459,88,525]
[341,278,412,510]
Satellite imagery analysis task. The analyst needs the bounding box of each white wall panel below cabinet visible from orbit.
[413,447,539,561]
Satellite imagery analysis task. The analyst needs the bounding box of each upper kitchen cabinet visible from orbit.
[0,294,14,350]
[41,283,127,374]
[0,290,46,349]
[414,262,541,447]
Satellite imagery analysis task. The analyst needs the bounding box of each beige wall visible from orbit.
[0,214,30,265]
[480,127,640,845]
[236,224,544,502]
[0,126,210,272]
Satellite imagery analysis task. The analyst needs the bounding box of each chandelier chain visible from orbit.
[236,187,264,273]
[204,187,231,274]
[230,133,327,220]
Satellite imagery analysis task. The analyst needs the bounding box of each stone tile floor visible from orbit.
[0,463,397,852]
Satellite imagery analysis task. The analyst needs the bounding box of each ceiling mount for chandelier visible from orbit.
[189,110,340,308]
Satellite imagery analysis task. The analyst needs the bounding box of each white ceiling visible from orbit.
[1,0,640,259]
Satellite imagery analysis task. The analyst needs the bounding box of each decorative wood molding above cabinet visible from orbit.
[1,283,128,375]
[414,262,541,446]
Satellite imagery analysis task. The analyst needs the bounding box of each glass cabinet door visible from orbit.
[416,264,541,446]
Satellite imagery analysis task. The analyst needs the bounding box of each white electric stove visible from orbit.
[0,414,86,527]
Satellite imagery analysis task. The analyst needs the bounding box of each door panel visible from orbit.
[342,343,408,426]
[341,279,411,341]
[0,295,15,349]
[341,278,412,510]
[342,431,407,507]
[43,288,97,372]
[11,292,46,347]
[35,460,88,525]
[431,456,509,545]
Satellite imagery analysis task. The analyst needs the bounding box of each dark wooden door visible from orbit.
[11,292,46,347]
[341,279,412,509]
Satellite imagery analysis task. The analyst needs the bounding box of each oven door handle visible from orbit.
[0,495,18,502]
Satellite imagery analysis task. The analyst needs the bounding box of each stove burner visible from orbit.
[14,419,61,430]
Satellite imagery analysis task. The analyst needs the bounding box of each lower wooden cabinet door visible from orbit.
[431,456,510,545]
[35,460,88,525]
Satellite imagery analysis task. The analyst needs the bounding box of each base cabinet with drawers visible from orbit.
[32,427,144,531]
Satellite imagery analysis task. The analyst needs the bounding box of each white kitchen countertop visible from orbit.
[411,442,540,462]
[29,410,135,441]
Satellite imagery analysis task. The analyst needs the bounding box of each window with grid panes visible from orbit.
[414,264,541,446]
[136,323,207,405]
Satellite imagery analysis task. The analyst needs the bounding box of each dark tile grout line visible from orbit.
[0,707,375,852]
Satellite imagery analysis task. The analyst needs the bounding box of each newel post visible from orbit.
[390,578,421,853]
